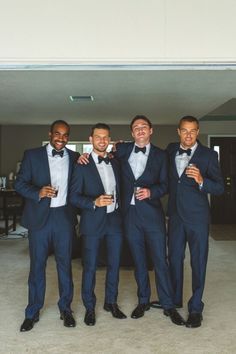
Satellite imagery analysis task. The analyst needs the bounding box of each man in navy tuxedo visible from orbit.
[166,115,224,328]
[15,120,79,331]
[69,123,127,326]
[114,115,185,326]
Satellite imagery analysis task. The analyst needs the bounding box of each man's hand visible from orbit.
[135,188,151,200]
[78,153,90,165]
[39,185,57,199]
[94,195,113,207]
[185,166,203,185]
[112,140,124,152]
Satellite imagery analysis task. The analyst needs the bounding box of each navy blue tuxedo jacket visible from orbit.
[15,146,79,231]
[166,141,224,224]
[69,155,122,235]
[115,142,168,228]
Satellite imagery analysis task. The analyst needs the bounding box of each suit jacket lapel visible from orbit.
[189,141,202,163]
[170,145,179,179]
[110,158,120,195]
[88,155,105,192]
[123,143,136,181]
[66,148,76,180]
[41,146,51,182]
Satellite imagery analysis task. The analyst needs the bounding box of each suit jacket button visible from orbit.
[178,180,181,183]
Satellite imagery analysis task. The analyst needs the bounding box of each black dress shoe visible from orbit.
[20,313,39,332]
[84,309,96,326]
[131,304,150,319]
[60,311,76,327]
[163,308,185,326]
[150,300,183,309]
[186,313,203,328]
[104,303,127,319]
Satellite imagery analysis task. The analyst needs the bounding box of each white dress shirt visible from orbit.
[47,144,69,207]
[92,151,116,213]
[175,142,198,177]
[128,143,150,205]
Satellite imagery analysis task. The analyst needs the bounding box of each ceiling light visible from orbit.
[69,95,94,102]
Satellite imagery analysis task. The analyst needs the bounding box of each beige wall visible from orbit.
[0,0,236,64]
[0,124,207,176]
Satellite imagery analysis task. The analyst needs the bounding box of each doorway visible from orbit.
[210,136,236,224]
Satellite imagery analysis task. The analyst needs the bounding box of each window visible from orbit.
[42,141,113,154]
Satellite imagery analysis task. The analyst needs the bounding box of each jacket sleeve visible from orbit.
[201,150,224,196]
[149,151,168,200]
[14,150,41,202]
[69,164,95,210]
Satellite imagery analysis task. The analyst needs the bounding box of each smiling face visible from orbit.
[131,119,153,147]
[89,128,110,156]
[49,123,69,151]
[178,121,199,148]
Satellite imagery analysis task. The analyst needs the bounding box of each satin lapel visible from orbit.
[41,146,51,182]
[189,142,202,163]
[88,155,105,191]
[170,145,179,179]
[143,144,155,174]
[67,149,74,180]
[110,158,120,194]
[123,143,136,181]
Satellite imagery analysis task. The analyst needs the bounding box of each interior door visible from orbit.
[210,137,236,224]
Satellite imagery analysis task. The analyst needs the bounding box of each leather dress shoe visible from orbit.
[131,304,150,319]
[20,313,39,332]
[163,308,185,326]
[84,309,96,326]
[60,311,76,327]
[150,300,183,309]
[104,303,127,319]
[186,313,203,328]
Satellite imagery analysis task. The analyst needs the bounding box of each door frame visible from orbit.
[208,135,236,216]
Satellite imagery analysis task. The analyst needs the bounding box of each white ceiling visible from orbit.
[0,68,236,126]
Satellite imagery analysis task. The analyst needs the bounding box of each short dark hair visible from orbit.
[50,120,70,134]
[90,123,110,136]
[130,115,152,130]
[178,116,199,129]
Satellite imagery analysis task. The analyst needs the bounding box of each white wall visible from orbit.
[0,0,236,64]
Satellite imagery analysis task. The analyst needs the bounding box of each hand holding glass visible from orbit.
[134,186,141,199]
[105,189,115,202]
[52,185,59,198]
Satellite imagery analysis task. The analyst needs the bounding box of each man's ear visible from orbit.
[89,136,93,144]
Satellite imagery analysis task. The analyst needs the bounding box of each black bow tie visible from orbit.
[52,149,64,158]
[178,148,192,156]
[135,146,146,154]
[98,156,110,164]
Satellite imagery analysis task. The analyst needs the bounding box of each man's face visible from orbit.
[49,123,69,151]
[89,128,110,155]
[131,119,153,146]
[177,121,199,148]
